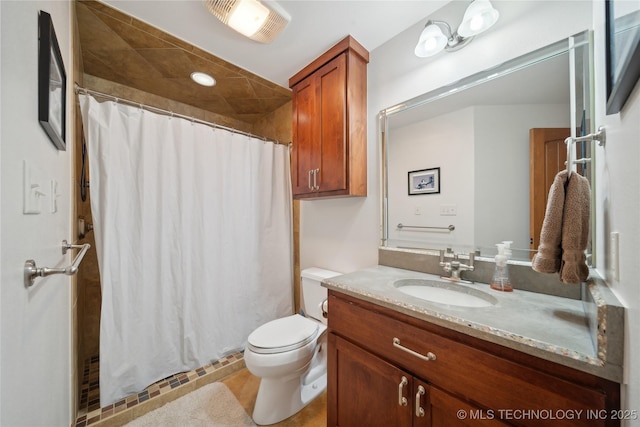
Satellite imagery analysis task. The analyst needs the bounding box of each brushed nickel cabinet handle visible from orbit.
[393,337,436,362]
[415,385,426,417]
[308,169,313,190]
[398,376,408,406]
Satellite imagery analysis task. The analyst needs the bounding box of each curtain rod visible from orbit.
[74,84,290,146]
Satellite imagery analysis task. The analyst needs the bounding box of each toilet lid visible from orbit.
[248,314,319,354]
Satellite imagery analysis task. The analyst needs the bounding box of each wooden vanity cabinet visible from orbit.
[330,333,507,427]
[289,36,368,199]
[327,291,620,427]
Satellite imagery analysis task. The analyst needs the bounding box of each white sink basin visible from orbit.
[393,279,498,308]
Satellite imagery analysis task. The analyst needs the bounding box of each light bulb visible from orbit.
[228,0,270,38]
[469,15,484,32]
[414,23,448,57]
[458,0,499,38]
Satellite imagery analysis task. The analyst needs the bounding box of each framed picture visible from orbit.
[605,0,640,115]
[408,167,440,195]
[38,11,67,150]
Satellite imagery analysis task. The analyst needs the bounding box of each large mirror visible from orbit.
[380,31,595,264]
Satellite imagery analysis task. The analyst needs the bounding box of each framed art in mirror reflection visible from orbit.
[408,167,440,195]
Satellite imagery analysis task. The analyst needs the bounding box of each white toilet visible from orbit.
[244,267,341,425]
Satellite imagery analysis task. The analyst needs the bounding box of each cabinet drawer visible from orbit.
[329,294,610,427]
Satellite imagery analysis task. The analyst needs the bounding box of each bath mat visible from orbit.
[124,382,256,427]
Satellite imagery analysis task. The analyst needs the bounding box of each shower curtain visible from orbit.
[79,94,293,406]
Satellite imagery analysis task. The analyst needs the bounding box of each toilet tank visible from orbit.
[301,267,342,323]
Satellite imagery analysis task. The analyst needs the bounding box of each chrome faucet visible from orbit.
[439,250,475,284]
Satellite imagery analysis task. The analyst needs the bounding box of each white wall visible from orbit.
[386,102,570,255]
[0,2,3,419]
[0,1,74,426]
[592,1,640,423]
[474,103,570,252]
[387,107,475,249]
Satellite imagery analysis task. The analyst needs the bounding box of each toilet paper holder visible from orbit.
[321,299,329,319]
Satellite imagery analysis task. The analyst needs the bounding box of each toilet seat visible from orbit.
[248,315,319,354]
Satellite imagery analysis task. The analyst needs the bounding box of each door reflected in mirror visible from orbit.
[380,31,594,265]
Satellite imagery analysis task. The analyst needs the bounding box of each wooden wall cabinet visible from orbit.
[328,291,620,427]
[289,36,369,199]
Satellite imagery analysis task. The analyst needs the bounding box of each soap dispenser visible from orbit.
[502,241,513,259]
[491,243,513,292]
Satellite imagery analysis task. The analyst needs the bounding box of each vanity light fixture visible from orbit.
[190,71,216,87]
[415,0,499,58]
[204,0,291,44]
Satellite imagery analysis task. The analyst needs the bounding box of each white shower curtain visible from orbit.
[79,94,293,406]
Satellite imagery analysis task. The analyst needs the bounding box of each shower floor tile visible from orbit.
[75,352,245,426]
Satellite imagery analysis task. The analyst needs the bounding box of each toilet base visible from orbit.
[251,372,326,425]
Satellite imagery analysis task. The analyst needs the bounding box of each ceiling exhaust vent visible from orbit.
[204,0,291,44]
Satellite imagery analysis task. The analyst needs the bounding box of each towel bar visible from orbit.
[24,240,91,288]
[397,223,455,232]
[565,126,605,177]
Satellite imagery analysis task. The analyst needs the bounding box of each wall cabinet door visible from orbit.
[290,36,368,199]
[291,54,347,196]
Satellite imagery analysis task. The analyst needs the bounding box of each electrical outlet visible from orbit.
[440,204,457,216]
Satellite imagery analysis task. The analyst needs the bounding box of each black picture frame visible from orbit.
[408,167,440,195]
[605,0,640,115]
[38,10,66,150]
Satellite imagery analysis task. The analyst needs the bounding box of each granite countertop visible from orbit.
[322,265,623,382]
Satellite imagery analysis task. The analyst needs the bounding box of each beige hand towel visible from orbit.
[531,170,590,284]
[559,171,591,283]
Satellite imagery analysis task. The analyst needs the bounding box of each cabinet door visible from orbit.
[413,380,431,427]
[291,74,320,195]
[328,334,412,427]
[316,53,347,193]
[291,53,348,197]
[429,386,510,427]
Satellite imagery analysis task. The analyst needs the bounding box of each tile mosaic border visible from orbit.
[75,352,245,427]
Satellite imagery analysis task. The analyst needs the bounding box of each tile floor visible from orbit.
[74,353,326,426]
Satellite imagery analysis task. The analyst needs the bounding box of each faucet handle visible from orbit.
[468,252,475,267]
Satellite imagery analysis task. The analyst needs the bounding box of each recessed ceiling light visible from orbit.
[190,72,216,87]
